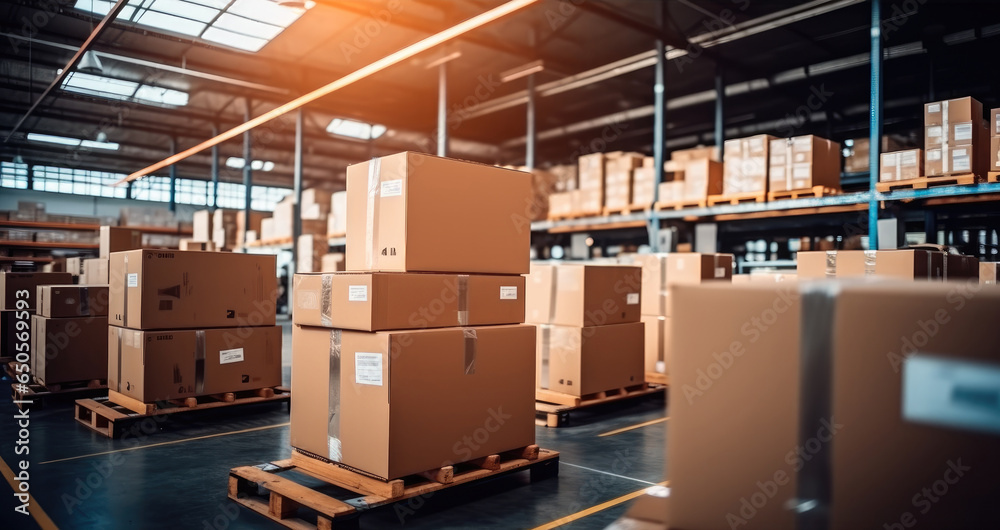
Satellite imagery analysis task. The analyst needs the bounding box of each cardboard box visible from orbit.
[320,253,345,272]
[797,250,944,280]
[682,159,724,201]
[631,167,657,206]
[631,253,670,316]
[0,272,74,311]
[578,153,605,191]
[603,170,633,210]
[193,210,212,242]
[179,240,214,251]
[981,262,998,284]
[657,181,685,204]
[0,310,32,359]
[31,315,108,387]
[992,108,1000,136]
[109,250,277,330]
[667,253,734,284]
[296,235,327,274]
[66,257,84,277]
[843,136,908,173]
[293,272,525,331]
[345,152,531,274]
[924,96,983,127]
[525,263,641,327]
[768,136,841,191]
[942,254,979,281]
[723,134,777,194]
[606,152,645,173]
[109,325,281,401]
[83,258,109,285]
[879,149,923,182]
[100,227,142,258]
[38,285,109,318]
[991,137,1000,172]
[536,322,644,396]
[548,192,575,218]
[328,191,348,236]
[290,324,536,480]
[576,188,602,214]
[671,145,720,163]
[302,188,333,220]
[641,315,669,375]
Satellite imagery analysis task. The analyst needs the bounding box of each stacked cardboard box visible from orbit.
[108,250,281,403]
[291,152,535,481]
[100,226,141,258]
[0,272,73,368]
[13,201,46,222]
[179,240,215,251]
[924,96,988,177]
[631,159,657,207]
[327,191,347,236]
[724,134,777,195]
[768,135,841,192]
[82,258,110,284]
[577,153,606,215]
[32,285,109,387]
[981,262,998,284]
[548,191,576,218]
[843,135,907,173]
[262,197,326,243]
[526,262,645,396]
[991,107,1000,172]
[119,207,177,229]
[667,282,1000,528]
[657,148,723,204]
[296,234,327,273]
[797,249,978,280]
[195,210,267,250]
[320,253,345,272]
[624,253,734,381]
[604,152,645,211]
[66,256,84,278]
[879,148,924,183]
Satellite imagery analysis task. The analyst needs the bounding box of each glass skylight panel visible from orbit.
[153,0,218,22]
[202,27,269,52]
[62,72,189,107]
[228,0,303,27]
[327,119,387,140]
[214,13,284,42]
[133,85,190,106]
[137,10,206,36]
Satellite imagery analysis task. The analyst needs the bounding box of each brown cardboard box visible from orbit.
[292,272,525,331]
[631,167,657,206]
[100,227,142,258]
[345,152,531,275]
[302,188,333,220]
[290,324,536,480]
[631,253,670,316]
[641,314,669,376]
[38,285,109,318]
[0,310,32,359]
[667,253,734,284]
[578,152,605,191]
[723,134,777,195]
[620,488,670,529]
[879,149,923,182]
[328,191,348,236]
[109,325,281,401]
[843,136,908,173]
[797,250,944,280]
[991,137,1000,172]
[31,315,108,387]
[193,210,212,242]
[179,240,214,251]
[981,262,998,284]
[548,192,575,218]
[576,188,602,215]
[942,254,979,281]
[0,272,73,311]
[525,263,641,327]
[66,257,84,277]
[606,152,645,174]
[671,145,720,162]
[603,170,632,210]
[83,258,109,285]
[320,253,345,272]
[109,250,277,330]
[657,181,685,204]
[682,159,724,201]
[768,136,841,192]
[296,234,327,273]
[924,96,983,127]
[992,108,1000,136]
[237,211,267,246]
[536,322,644,396]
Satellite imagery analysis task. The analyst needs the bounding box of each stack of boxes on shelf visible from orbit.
[575,152,607,216]
[32,284,109,388]
[767,135,842,194]
[0,272,72,367]
[290,152,536,481]
[260,191,329,243]
[658,147,723,205]
[797,248,980,281]
[193,209,265,250]
[603,152,646,212]
[327,191,348,236]
[722,134,776,197]
[545,165,580,220]
[991,107,1000,173]
[879,146,924,184]
[843,135,907,173]
[107,250,282,407]
[924,96,988,178]
[631,157,658,206]
[526,262,645,399]
[296,236,345,273]
[80,226,141,285]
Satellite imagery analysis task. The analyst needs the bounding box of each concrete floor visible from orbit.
[0,318,668,530]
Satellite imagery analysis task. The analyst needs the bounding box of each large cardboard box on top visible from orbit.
[109,250,277,330]
[628,253,734,317]
[293,272,525,331]
[798,250,944,280]
[1,272,74,311]
[100,227,142,258]
[108,325,281,401]
[536,322,644,396]
[525,263,641,327]
[38,285,109,318]
[345,152,531,274]
[31,315,108,387]
[83,258,110,285]
[290,324,536,480]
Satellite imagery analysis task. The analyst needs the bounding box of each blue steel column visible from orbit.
[868,0,882,249]
[168,137,177,212]
[526,73,536,170]
[243,101,253,244]
[715,67,725,161]
[648,38,666,251]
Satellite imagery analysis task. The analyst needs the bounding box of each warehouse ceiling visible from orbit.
[1,0,999,189]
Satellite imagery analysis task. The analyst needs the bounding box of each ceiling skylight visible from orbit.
[28,133,120,151]
[61,72,190,107]
[75,0,312,53]
[327,119,387,140]
[226,158,276,172]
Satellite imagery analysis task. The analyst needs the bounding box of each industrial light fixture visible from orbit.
[78,50,104,74]
[96,131,109,143]
[28,132,120,150]
[13,154,25,164]
[226,157,275,171]
[500,60,545,83]
[275,0,316,8]
[326,118,386,140]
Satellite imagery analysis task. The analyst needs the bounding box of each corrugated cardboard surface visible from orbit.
[109,250,277,330]
[981,262,998,284]
[797,250,944,280]
[525,263,641,327]
[291,324,536,480]
[769,135,842,191]
[723,134,777,194]
[0,272,74,311]
[641,315,669,375]
[538,322,644,396]
[32,316,108,386]
[0,310,32,359]
[83,258,109,285]
[99,227,142,259]
[345,152,531,274]
[292,272,525,331]
[111,325,281,402]
[632,254,670,316]
[38,285,109,318]
[879,149,923,182]
[682,159,724,201]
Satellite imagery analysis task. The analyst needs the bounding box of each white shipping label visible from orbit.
[953,154,971,173]
[380,179,403,197]
[903,354,1000,436]
[995,113,1000,133]
[954,123,973,142]
[901,151,918,166]
[355,353,383,386]
[928,150,942,161]
[715,267,726,278]
[127,273,138,288]
[348,285,368,302]
[626,293,639,305]
[927,126,943,138]
[500,286,518,300]
[927,103,941,113]
[793,166,811,179]
[220,348,244,365]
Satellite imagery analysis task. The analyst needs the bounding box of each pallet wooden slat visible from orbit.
[767,185,840,201]
[987,172,999,183]
[707,192,767,206]
[654,198,708,210]
[875,173,980,192]
[536,384,666,427]
[645,372,670,386]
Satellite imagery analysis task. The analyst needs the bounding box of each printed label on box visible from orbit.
[500,286,518,300]
[903,354,1000,435]
[380,180,403,197]
[954,123,973,142]
[953,154,971,173]
[793,165,810,179]
[348,285,368,302]
[127,273,138,288]
[901,151,918,166]
[356,353,383,386]
[220,348,244,365]
[715,267,726,278]
[927,150,942,161]
[927,103,941,113]
[927,126,942,138]
[626,293,639,305]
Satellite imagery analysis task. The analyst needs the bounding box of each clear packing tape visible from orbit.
[328,329,342,462]
[823,250,936,278]
[365,157,383,271]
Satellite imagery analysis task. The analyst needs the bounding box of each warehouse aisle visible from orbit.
[0,320,668,530]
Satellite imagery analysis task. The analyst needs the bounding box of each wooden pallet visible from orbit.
[707,192,767,206]
[326,232,346,239]
[547,211,596,222]
[246,237,294,248]
[767,185,840,201]
[875,173,980,192]
[536,384,665,427]
[602,205,651,217]
[3,361,18,380]
[988,172,999,183]
[644,372,670,386]
[654,198,708,210]
[11,378,106,410]
[74,386,290,438]
[227,446,559,530]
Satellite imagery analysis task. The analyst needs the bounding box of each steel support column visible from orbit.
[437,62,448,157]
[211,125,219,209]
[526,73,537,170]
[169,137,177,213]
[868,0,883,249]
[292,109,304,276]
[648,37,666,251]
[242,102,253,244]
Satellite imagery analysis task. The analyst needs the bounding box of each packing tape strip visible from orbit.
[941,252,948,280]
[80,286,89,316]
[463,328,477,376]
[122,254,129,328]
[825,251,837,278]
[457,275,469,327]
[194,330,206,395]
[116,327,123,393]
[364,157,382,270]
[328,329,343,462]
[659,255,668,316]
[547,265,559,324]
[320,274,333,328]
[540,325,551,390]
[864,250,877,276]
